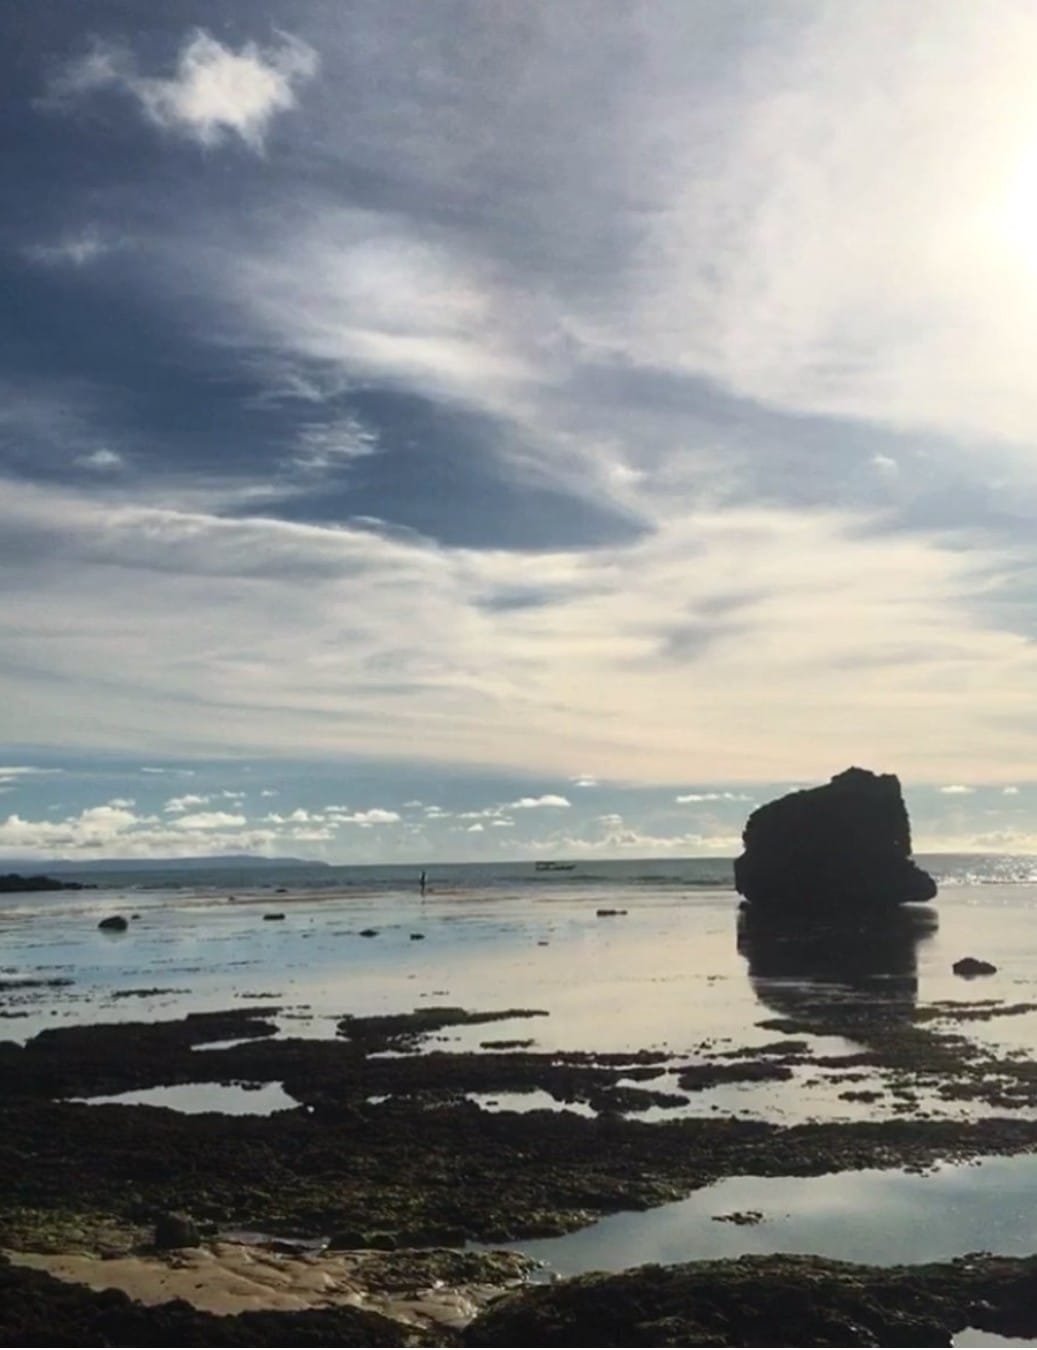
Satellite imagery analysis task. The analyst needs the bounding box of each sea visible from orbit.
[5,851,1037,1335]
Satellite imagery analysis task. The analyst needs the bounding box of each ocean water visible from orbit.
[6,852,1037,1278]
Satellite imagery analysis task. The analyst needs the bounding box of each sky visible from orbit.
[5,1,1037,861]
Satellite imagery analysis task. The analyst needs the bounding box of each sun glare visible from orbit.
[999,144,1037,274]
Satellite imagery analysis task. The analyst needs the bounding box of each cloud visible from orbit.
[528,811,739,858]
[939,785,975,795]
[1004,786,1021,795]
[0,766,62,789]
[572,776,599,788]
[675,791,751,803]
[8,477,1037,783]
[0,800,143,850]
[164,794,210,813]
[76,448,124,471]
[509,795,571,810]
[290,418,379,473]
[51,29,317,151]
[25,227,119,268]
[466,822,484,833]
[326,808,400,825]
[171,811,246,829]
[870,454,899,478]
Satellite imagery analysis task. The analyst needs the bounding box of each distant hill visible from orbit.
[0,855,329,873]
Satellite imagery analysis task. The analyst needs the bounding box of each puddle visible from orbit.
[955,1334,1037,1347]
[191,1037,260,1052]
[70,1081,298,1115]
[501,1154,1037,1276]
[468,1089,597,1118]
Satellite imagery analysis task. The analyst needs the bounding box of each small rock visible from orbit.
[153,1211,200,1249]
[409,932,425,941]
[98,915,128,932]
[326,1228,366,1250]
[358,928,379,938]
[263,913,286,921]
[596,908,627,917]
[953,956,998,977]
[712,1210,764,1226]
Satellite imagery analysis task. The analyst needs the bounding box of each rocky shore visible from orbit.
[6,1247,1037,1346]
[4,988,1037,1343]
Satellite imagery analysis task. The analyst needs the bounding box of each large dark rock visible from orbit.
[734,767,936,915]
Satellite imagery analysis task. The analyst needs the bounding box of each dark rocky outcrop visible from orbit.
[0,873,93,893]
[97,916,129,932]
[734,767,936,915]
[464,1252,1037,1347]
[153,1211,200,1249]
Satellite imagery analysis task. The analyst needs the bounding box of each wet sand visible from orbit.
[7,1241,529,1329]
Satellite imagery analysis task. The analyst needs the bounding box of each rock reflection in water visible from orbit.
[737,903,938,1021]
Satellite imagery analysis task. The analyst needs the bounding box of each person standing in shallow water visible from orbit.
[420,870,427,897]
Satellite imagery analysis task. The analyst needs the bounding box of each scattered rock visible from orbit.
[358,929,379,938]
[153,1211,200,1249]
[98,916,128,932]
[263,913,285,922]
[596,908,627,917]
[953,957,998,978]
[712,1209,764,1225]
[410,933,425,941]
[735,767,937,916]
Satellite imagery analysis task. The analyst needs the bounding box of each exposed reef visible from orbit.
[10,1250,1037,1346]
[734,767,937,915]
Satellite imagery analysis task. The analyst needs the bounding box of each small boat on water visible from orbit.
[534,860,576,872]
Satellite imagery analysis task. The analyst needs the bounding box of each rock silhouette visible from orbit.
[735,767,936,916]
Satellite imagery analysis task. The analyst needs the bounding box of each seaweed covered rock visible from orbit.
[734,767,936,916]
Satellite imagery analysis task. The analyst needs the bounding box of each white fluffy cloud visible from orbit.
[510,795,571,810]
[165,794,210,813]
[328,808,401,826]
[53,29,317,151]
[171,811,246,830]
[939,785,975,795]
[675,792,751,804]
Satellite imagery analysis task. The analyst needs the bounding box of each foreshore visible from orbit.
[5,876,1037,1344]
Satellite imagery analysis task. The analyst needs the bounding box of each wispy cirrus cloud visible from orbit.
[24,226,121,268]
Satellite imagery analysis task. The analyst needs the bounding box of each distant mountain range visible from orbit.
[0,855,329,873]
